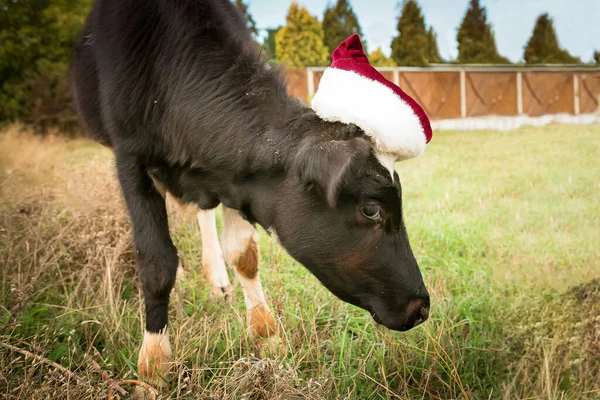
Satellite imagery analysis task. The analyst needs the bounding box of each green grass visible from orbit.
[0,124,599,399]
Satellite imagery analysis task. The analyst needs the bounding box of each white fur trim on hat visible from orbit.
[311,68,426,160]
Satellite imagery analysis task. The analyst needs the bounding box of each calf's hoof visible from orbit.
[208,284,235,301]
[136,330,172,393]
[255,334,287,358]
[132,385,160,400]
[248,303,286,357]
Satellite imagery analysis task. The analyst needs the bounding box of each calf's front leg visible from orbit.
[116,153,177,388]
[221,206,280,352]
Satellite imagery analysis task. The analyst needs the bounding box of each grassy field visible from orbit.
[0,123,599,399]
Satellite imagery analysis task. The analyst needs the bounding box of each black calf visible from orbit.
[71,0,429,385]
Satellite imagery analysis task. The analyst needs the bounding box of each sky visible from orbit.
[248,0,600,63]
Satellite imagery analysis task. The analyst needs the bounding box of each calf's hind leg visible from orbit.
[116,153,177,388]
[221,206,279,349]
[197,209,234,298]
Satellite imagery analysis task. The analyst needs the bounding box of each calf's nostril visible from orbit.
[412,306,430,328]
[420,305,430,321]
[403,297,430,328]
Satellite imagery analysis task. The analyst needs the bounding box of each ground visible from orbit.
[0,123,599,399]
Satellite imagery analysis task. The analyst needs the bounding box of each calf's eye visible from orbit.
[360,204,382,222]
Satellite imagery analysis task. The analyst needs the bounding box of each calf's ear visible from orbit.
[292,137,371,207]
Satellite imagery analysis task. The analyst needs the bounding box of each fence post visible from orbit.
[460,69,467,118]
[393,68,400,86]
[573,73,580,115]
[307,68,315,98]
[516,72,523,115]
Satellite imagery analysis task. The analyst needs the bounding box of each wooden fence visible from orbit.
[283,65,600,120]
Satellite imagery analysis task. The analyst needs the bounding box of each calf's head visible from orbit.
[273,131,429,332]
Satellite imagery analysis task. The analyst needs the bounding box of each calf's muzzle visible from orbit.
[371,285,430,332]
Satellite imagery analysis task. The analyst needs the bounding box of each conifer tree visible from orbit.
[369,48,397,67]
[456,0,510,64]
[275,3,329,67]
[322,0,364,56]
[426,27,442,64]
[391,0,441,66]
[523,14,580,64]
[0,0,92,127]
[262,27,281,60]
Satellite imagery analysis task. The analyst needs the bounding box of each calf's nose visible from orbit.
[406,296,430,328]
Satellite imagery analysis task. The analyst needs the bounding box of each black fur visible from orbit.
[71,0,429,333]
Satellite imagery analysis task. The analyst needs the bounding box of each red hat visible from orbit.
[311,34,432,162]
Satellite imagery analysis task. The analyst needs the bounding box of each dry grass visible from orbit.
[0,123,599,399]
[502,279,600,399]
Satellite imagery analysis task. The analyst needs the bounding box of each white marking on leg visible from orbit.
[220,207,259,262]
[197,209,232,295]
[235,270,277,341]
[137,328,172,386]
[236,268,267,310]
[221,207,262,307]
[222,207,276,339]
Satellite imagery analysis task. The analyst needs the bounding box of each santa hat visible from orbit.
[311,34,432,161]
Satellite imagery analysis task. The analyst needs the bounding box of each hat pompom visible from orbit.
[311,34,432,161]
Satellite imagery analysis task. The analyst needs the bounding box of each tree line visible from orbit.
[252,0,599,68]
[0,0,598,132]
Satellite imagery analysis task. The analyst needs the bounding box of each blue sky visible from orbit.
[248,0,600,63]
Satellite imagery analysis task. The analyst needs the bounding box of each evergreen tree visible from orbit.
[369,48,397,67]
[0,0,92,128]
[275,3,329,68]
[456,0,510,64]
[594,51,600,65]
[233,0,258,38]
[322,0,364,56]
[426,27,443,63]
[262,27,281,60]
[391,0,441,66]
[523,14,581,64]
